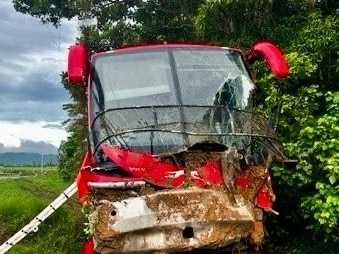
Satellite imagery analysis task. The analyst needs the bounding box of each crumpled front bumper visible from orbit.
[92,187,255,253]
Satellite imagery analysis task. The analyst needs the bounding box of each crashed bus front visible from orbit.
[69,43,288,253]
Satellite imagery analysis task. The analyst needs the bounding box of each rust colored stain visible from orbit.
[86,150,273,253]
[91,188,255,253]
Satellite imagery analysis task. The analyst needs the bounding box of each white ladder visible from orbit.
[0,182,78,254]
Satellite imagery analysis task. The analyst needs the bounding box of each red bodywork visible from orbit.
[246,41,289,78]
[77,144,225,203]
[69,42,288,253]
[67,43,88,83]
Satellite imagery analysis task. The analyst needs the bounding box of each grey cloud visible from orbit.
[0,1,76,53]
[0,0,77,123]
[42,123,64,129]
[0,60,26,73]
[0,139,58,154]
[0,101,67,122]
[0,70,70,121]
[0,72,68,103]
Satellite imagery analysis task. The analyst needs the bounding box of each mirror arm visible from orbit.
[246,41,289,78]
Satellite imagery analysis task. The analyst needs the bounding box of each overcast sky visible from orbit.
[0,0,78,154]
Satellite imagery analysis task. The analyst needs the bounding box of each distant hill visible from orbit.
[0,152,58,166]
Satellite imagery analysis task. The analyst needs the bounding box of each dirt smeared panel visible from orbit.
[91,188,255,253]
[250,220,265,249]
[93,203,114,240]
[94,221,253,253]
[143,189,253,223]
[88,148,272,253]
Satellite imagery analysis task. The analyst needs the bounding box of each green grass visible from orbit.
[0,165,57,175]
[0,171,87,254]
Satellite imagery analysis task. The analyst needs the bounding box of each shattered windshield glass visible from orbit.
[173,48,254,109]
[91,48,254,111]
[90,47,281,157]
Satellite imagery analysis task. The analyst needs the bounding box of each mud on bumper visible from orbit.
[91,188,255,253]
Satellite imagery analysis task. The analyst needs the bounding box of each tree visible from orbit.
[13,0,339,251]
[254,7,339,252]
[194,0,339,250]
[13,0,78,25]
[195,0,273,46]
[58,74,87,180]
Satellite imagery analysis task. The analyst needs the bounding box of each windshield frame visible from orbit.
[88,45,256,155]
[89,46,253,116]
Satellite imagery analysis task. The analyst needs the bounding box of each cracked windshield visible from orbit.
[91,47,256,154]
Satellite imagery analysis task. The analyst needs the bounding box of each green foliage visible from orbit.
[0,172,86,254]
[252,6,339,248]
[12,0,79,25]
[12,0,339,251]
[195,0,273,47]
[264,94,339,253]
[78,1,203,51]
[296,92,339,234]
[58,74,87,181]
[135,0,203,42]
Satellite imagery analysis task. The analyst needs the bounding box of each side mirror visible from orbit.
[68,43,88,84]
[246,41,289,78]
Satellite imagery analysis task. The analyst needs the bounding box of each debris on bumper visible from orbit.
[91,188,255,253]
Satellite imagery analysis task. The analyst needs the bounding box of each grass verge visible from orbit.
[0,171,87,254]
